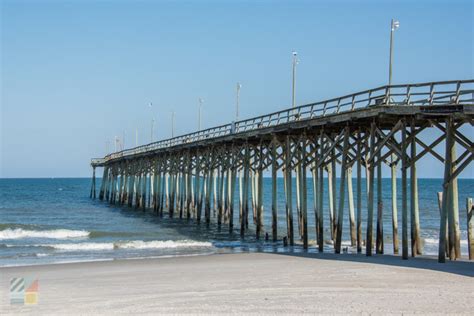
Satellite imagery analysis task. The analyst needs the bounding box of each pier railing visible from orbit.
[100,79,474,163]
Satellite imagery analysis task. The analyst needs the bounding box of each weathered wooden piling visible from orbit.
[366,122,376,256]
[356,133,362,253]
[90,167,96,199]
[401,119,408,260]
[335,126,350,253]
[376,149,383,254]
[410,120,421,256]
[271,139,278,242]
[300,138,308,249]
[285,136,294,246]
[391,154,399,254]
[317,131,324,252]
[467,198,473,260]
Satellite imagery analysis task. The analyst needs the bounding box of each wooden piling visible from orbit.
[391,154,399,254]
[318,131,325,252]
[335,126,349,253]
[241,145,250,236]
[229,160,236,233]
[285,136,294,246]
[410,120,421,256]
[467,198,473,260]
[327,162,335,241]
[90,167,96,199]
[376,149,384,254]
[99,166,108,200]
[347,166,356,247]
[256,146,264,239]
[401,120,408,260]
[218,164,225,226]
[437,192,449,257]
[195,157,202,222]
[366,122,376,256]
[331,147,337,239]
[311,161,319,243]
[356,133,362,253]
[301,138,308,249]
[271,140,278,242]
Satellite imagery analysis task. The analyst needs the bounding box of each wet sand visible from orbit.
[1,252,473,314]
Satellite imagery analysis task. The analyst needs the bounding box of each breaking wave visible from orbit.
[41,240,214,251]
[0,228,90,240]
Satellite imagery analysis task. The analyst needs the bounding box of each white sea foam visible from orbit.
[49,243,115,251]
[45,240,213,251]
[0,228,90,240]
[424,238,467,245]
[117,240,213,249]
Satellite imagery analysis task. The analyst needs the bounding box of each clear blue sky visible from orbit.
[1,0,473,178]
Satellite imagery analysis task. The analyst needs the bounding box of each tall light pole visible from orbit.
[135,128,138,147]
[388,19,400,103]
[198,98,203,130]
[149,102,155,143]
[236,83,242,121]
[171,111,175,137]
[122,130,126,149]
[292,51,298,108]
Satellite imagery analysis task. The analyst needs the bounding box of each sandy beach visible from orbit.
[1,252,473,315]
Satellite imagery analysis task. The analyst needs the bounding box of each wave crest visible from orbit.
[44,240,213,251]
[0,228,90,240]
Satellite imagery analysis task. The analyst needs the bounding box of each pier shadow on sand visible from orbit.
[271,251,474,278]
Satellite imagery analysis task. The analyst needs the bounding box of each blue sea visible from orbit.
[0,178,472,267]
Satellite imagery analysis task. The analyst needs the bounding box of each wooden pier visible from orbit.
[91,80,474,263]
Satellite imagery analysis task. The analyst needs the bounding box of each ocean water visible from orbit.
[0,177,472,267]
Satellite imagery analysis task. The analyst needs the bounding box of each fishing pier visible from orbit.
[90,79,474,263]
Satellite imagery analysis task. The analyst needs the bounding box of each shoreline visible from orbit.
[1,252,473,314]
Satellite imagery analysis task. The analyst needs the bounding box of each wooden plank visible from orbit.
[410,120,421,256]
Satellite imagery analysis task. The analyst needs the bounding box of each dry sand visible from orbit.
[1,252,473,315]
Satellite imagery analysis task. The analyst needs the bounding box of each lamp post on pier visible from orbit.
[198,98,204,130]
[236,83,242,121]
[171,111,175,138]
[149,102,155,143]
[388,19,400,104]
[292,51,298,108]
